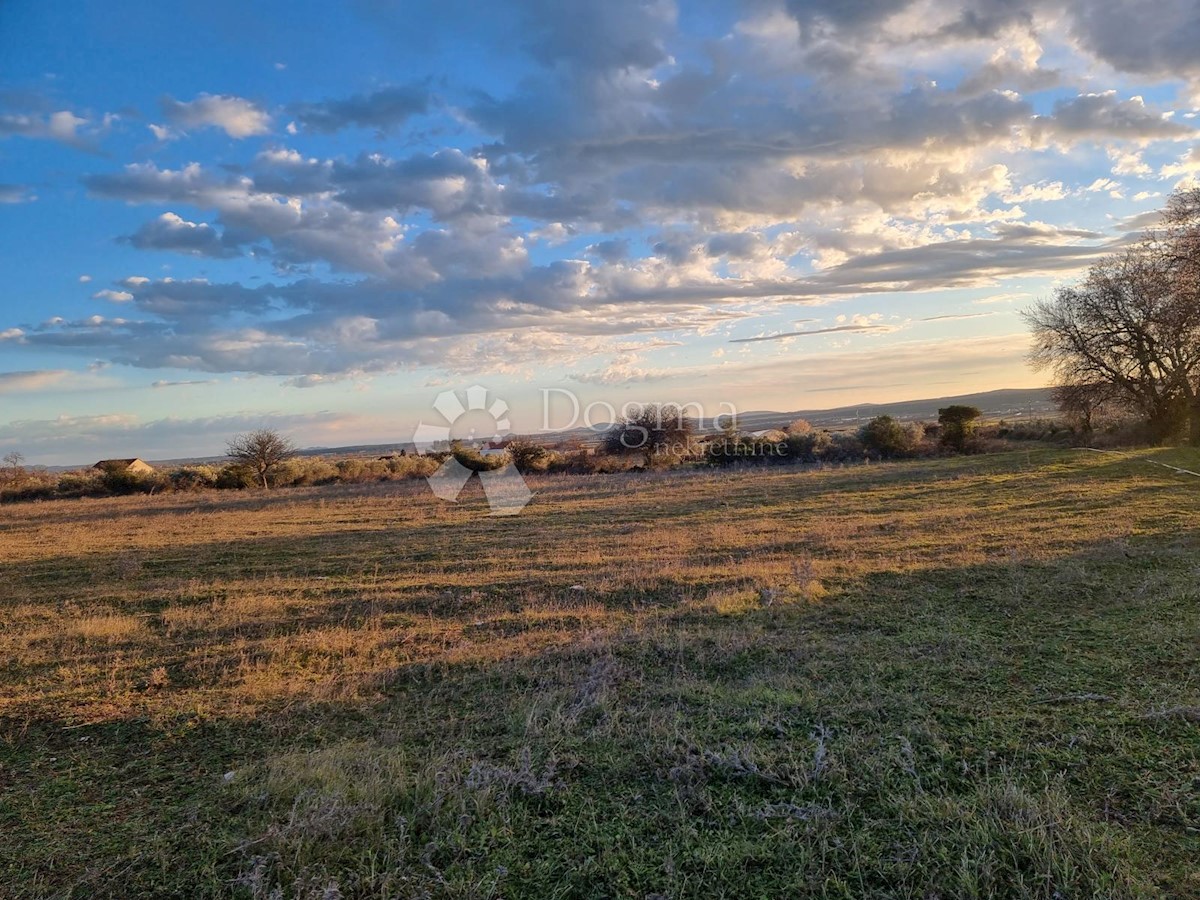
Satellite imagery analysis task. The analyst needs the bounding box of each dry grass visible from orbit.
[0,448,1198,897]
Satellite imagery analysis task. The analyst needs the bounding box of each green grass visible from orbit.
[0,448,1198,897]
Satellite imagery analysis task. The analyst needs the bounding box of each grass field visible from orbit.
[1,448,1199,898]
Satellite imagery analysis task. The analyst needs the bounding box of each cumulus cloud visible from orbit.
[1031,92,1193,146]
[9,210,1126,379]
[1070,0,1200,88]
[12,0,1199,390]
[161,93,271,138]
[124,212,239,258]
[0,104,102,150]
[1161,146,1200,179]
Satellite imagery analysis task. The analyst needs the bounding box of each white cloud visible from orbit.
[147,123,179,142]
[1001,181,1067,203]
[1160,146,1200,179]
[12,0,1198,392]
[92,289,134,303]
[161,93,271,138]
[0,108,97,149]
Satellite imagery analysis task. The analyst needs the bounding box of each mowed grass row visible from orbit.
[0,448,1198,897]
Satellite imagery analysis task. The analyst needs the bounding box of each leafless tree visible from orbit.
[604,403,696,466]
[2,451,25,481]
[1050,382,1118,437]
[1024,189,1200,444]
[226,429,296,489]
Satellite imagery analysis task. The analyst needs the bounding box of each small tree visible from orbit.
[937,405,982,451]
[859,415,920,459]
[604,403,695,466]
[2,451,25,481]
[226,429,297,490]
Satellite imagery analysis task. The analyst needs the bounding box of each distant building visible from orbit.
[93,458,155,476]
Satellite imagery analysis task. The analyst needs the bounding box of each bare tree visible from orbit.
[1024,189,1200,444]
[2,451,25,482]
[1050,382,1118,437]
[604,403,696,466]
[226,429,296,489]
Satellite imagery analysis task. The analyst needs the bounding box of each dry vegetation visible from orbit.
[1,448,1199,897]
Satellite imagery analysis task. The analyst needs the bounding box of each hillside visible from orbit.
[105,387,1057,471]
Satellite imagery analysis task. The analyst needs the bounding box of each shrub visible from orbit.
[824,432,867,462]
[216,464,257,490]
[545,450,599,474]
[170,465,220,492]
[506,439,552,473]
[336,458,387,484]
[858,416,921,459]
[786,428,833,462]
[276,457,340,487]
[381,455,439,480]
[99,467,167,495]
[451,443,508,473]
[706,434,789,466]
[0,472,59,502]
[52,472,95,496]
[705,436,752,466]
[938,405,983,452]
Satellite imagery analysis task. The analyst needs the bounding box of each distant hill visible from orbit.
[42,388,1056,470]
[728,387,1056,432]
[514,387,1056,441]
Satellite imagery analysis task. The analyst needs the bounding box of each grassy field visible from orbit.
[1,448,1198,898]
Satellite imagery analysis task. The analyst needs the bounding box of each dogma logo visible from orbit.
[411,385,532,516]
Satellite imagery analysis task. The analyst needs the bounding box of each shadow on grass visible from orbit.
[2,522,1198,898]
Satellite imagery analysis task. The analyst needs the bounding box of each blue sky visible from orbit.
[2,0,1199,464]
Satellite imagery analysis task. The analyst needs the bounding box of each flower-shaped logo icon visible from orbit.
[412,385,532,516]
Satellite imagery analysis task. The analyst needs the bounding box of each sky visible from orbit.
[2,0,1200,465]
